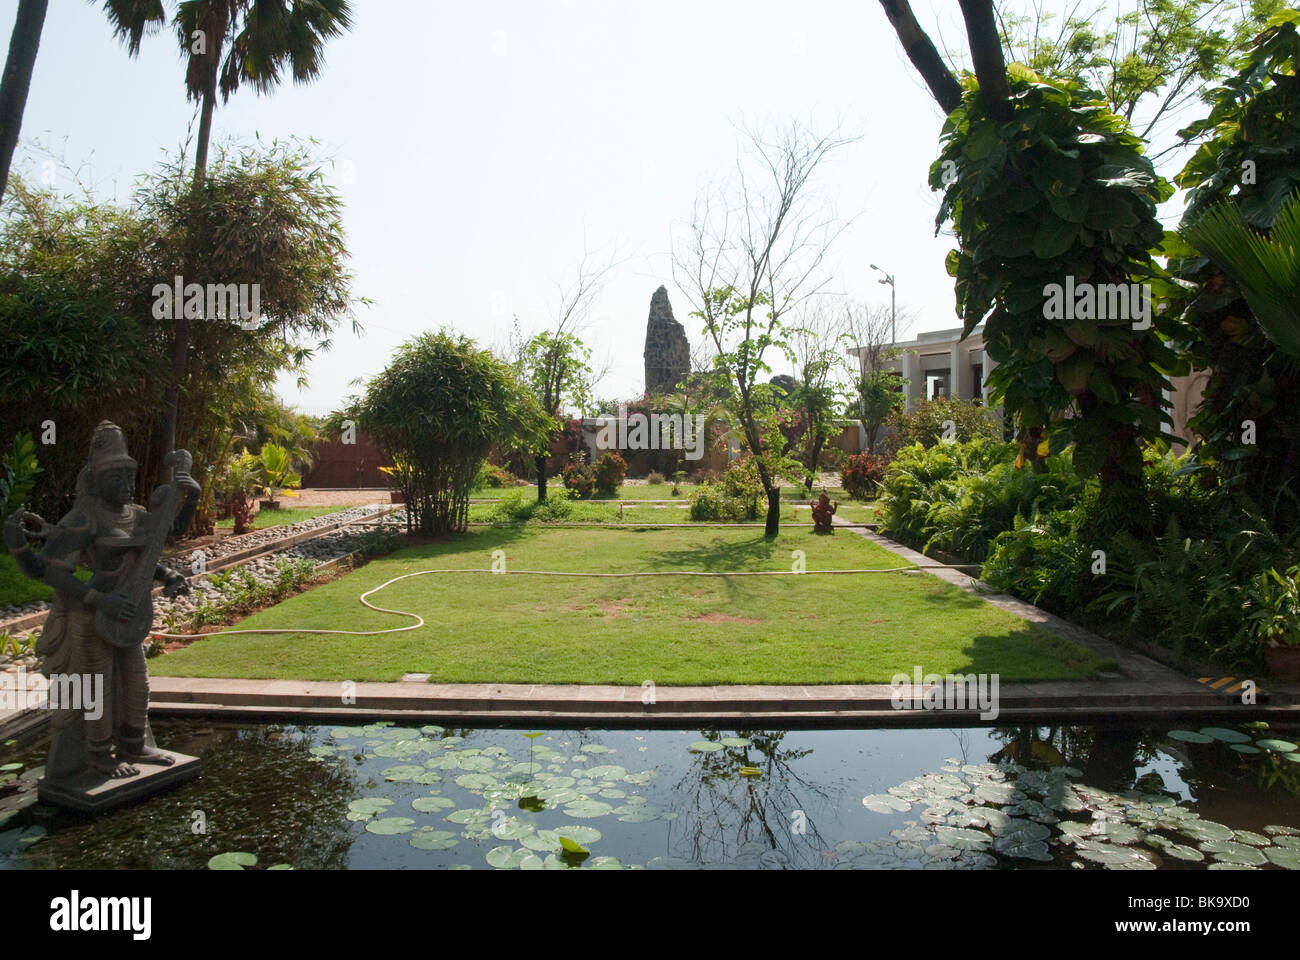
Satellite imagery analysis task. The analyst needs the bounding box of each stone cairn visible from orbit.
[642,286,690,394]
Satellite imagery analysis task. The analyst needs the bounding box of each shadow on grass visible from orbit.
[646,534,778,572]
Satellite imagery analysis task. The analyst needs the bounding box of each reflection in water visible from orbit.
[0,720,1297,870]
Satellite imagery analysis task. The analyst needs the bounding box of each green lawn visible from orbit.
[1,554,93,608]
[216,504,362,531]
[151,525,1108,684]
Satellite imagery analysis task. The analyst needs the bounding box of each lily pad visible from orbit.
[934,826,991,850]
[579,744,611,753]
[454,773,497,791]
[1257,739,1298,753]
[585,764,627,781]
[409,829,458,850]
[412,796,456,813]
[557,825,601,845]
[586,856,622,870]
[1166,730,1214,744]
[1178,820,1235,842]
[991,836,1053,861]
[563,799,614,818]
[688,741,724,753]
[720,737,752,747]
[1199,727,1253,743]
[207,851,257,870]
[1266,847,1300,870]
[863,793,912,814]
[365,817,416,835]
[1200,840,1267,866]
[486,845,532,868]
[380,764,425,782]
[1230,744,1262,754]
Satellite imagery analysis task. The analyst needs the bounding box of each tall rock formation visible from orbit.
[642,285,690,395]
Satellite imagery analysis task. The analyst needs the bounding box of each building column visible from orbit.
[900,350,922,409]
[951,342,972,400]
[981,349,997,405]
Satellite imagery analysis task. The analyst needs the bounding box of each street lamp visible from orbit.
[870,263,896,345]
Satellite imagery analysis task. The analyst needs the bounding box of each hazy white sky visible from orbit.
[14,0,1202,416]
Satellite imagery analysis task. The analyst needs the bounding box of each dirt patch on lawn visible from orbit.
[686,611,763,624]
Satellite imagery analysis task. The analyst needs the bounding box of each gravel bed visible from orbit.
[1,506,396,675]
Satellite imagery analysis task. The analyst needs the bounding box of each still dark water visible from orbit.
[2,720,1299,870]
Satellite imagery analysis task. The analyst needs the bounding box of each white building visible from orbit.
[848,323,994,408]
[847,323,1207,451]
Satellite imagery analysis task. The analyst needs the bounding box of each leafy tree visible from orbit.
[881,1,1188,533]
[673,120,856,536]
[853,367,907,453]
[355,331,550,535]
[516,330,594,502]
[0,139,356,526]
[1166,11,1300,519]
[102,0,354,462]
[989,0,1289,168]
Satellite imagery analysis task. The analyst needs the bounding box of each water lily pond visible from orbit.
[2,720,1300,870]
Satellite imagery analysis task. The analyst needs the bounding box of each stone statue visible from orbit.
[2,421,202,809]
[812,491,838,533]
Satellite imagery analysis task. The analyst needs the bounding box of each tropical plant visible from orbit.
[0,431,41,515]
[1181,189,1300,358]
[354,330,550,535]
[1246,565,1300,648]
[103,0,355,465]
[853,367,907,453]
[219,448,260,534]
[0,0,47,199]
[255,441,302,502]
[839,451,888,501]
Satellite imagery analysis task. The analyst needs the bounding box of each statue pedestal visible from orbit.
[37,751,200,813]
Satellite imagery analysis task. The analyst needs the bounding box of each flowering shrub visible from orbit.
[475,462,518,488]
[562,452,595,498]
[690,457,763,521]
[593,452,627,494]
[840,452,889,501]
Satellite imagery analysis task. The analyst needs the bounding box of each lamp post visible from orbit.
[870,263,896,345]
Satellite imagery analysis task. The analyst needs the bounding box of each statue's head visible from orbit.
[87,421,137,509]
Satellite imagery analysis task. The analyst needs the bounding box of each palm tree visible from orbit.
[0,0,49,199]
[1181,189,1300,360]
[101,0,354,468]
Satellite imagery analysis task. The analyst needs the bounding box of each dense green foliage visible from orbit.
[1168,12,1300,523]
[882,396,1002,453]
[0,141,354,522]
[931,65,1184,531]
[689,457,764,522]
[355,331,549,535]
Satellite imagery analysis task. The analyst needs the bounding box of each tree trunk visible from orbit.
[957,0,1013,120]
[0,0,47,199]
[877,0,963,114]
[158,47,220,492]
[535,454,548,502]
[764,487,781,538]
